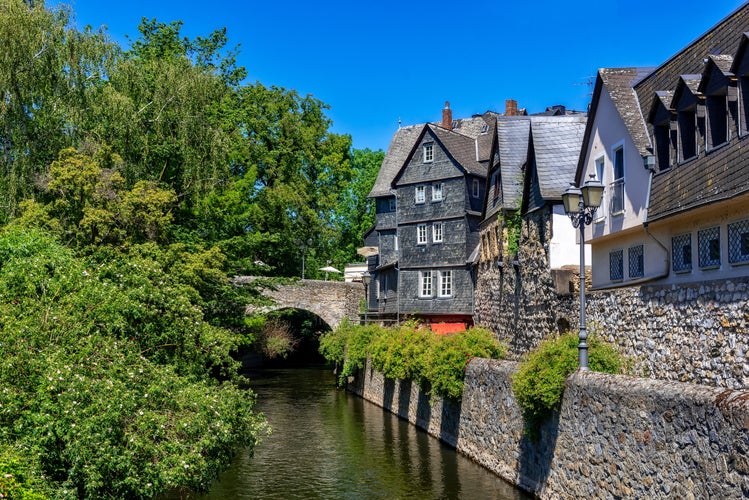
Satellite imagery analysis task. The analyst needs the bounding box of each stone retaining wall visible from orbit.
[350,357,749,498]
[474,208,749,389]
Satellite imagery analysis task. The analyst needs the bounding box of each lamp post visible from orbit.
[362,271,371,325]
[561,174,604,370]
[297,238,312,279]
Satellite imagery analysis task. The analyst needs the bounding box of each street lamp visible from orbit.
[297,238,312,279]
[362,271,371,325]
[561,174,604,370]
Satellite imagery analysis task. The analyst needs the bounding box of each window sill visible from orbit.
[674,268,692,274]
[730,259,749,267]
[677,156,698,166]
[706,141,730,153]
[700,265,721,271]
[610,210,625,217]
[594,217,605,224]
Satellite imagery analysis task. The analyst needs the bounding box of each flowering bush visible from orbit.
[0,227,267,498]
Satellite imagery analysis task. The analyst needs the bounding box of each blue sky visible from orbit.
[58,0,746,151]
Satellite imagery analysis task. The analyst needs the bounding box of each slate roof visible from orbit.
[602,68,654,155]
[369,115,492,198]
[368,125,422,198]
[531,116,587,200]
[495,117,530,213]
[429,124,488,177]
[708,54,735,74]
[633,2,749,221]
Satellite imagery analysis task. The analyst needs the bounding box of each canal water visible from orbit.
[201,366,529,499]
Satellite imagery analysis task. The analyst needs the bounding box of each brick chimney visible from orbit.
[505,99,518,116]
[442,101,452,130]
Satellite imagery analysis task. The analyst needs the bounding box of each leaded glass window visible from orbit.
[672,233,692,272]
[698,226,721,268]
[610,250,624,281]
[629,244,644,278]
[728,219,749,264]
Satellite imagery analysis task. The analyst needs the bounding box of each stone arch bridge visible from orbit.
[234,277,364,329]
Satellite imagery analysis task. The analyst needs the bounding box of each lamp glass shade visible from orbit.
[362,271,371,285]
[581,178,604,208]
[562,185,582,214]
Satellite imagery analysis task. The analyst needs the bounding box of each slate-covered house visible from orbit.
[576,3,749,288]
[362,103,492,328]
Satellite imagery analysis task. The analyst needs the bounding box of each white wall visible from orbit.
[550,205,591,269]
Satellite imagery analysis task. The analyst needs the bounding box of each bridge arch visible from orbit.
[236,277,364,330]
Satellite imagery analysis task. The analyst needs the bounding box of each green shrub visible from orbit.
[425,327,506,401]
[369,326,433,383]
[320,324,505,399]
[0,446,47,499]
[0,227,268,498]
[511,332,623,436]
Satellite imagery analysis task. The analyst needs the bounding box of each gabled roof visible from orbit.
[671,74,703,108]
[368,125,422,198]
[428,125,488,177]
[531,116,587,200]
[575,67,653,183]
[370,115,492,198]
[648,90,675,124]
[634,2,749,222]
[730,32,749,74]
[698,54,734,94]
[495,117,530,213]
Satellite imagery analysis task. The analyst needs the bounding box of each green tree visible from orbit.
[329,148,384,266]
[0,0,116,222]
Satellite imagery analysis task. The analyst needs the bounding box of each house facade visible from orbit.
[577,5,749,289]
[363,103,491,328]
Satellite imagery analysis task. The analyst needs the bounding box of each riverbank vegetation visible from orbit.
[319,322,506,401]
[0,0,382,497]
[511,332,624,437]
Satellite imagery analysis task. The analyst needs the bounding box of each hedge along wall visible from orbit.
[349,357,749,498]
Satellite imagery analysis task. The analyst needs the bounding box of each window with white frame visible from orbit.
[610,146,624,214]
[741,76,749,136]
[698,226,721,268]
[432,183,443,201]
[609,249,624,281]
[423,143,434,163]
[728,218,749,265]
[707,92,728,149]
[594,156,606,220]
[439,270,452,297]
[628,244,644,278]
[419,271,433,297]
[415,185,425,204]
[417,224,428,245]
[678,107,697,161]
[654,123,672,171]
[672,233,692,273]
[472,179,480,198]
[432,222,443,243]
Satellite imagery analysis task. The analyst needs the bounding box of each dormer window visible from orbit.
[654,123,672,171]
[741,75,749,136]
[472,179,480,198]
[706,92,728,149]
[673,74,702,163]
[678,106,697,162]
[423,143,434,163]
[649,91,676,171]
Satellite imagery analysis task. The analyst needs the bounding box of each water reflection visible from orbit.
[201,367,528,499]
